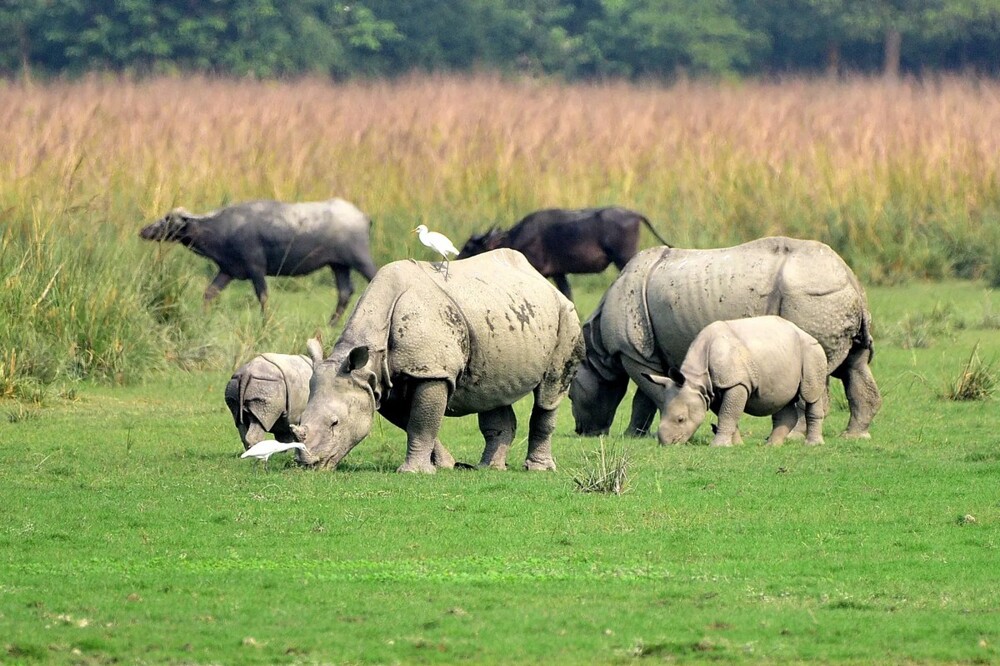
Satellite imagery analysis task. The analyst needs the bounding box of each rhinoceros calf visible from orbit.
[290,249,585,473]
[139,198,377,325]
[644,316,828,447]
[225,353,313,450]
[570,236,881,439]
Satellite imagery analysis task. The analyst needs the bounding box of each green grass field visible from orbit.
[2,279,999,664]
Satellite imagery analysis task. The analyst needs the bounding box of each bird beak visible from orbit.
[411,227,419,233]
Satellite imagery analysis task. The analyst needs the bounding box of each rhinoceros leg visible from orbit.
[397,380,449,474]
[626,390,658,437]
[766,403,799,445]
[329,265,354,327]
[238,419,267,451]
[524,404,558,471]
[834,347,881,438]
[803,399,825,445]
[431,441,456,469]
[203,271,232,305]
[712,386,748,447]
[478,406,517,470]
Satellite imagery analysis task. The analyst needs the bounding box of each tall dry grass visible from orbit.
[2,73,1000,390]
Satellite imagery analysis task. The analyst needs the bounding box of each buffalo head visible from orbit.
[138,208,196,242]
[457,227,502,259]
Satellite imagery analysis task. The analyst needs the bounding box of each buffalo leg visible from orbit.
[250,273,269,313]
[524,401,558,471]
[552,274,573,301]
[626,390,658,437]
[478,405,517,470]
[330,265,354,326]
[835,347,881,438]
[712,386,748,446]
[203,271,232,305]
[398,380,449,473]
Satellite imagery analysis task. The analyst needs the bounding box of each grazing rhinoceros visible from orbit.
[139,198,378,325]
[225,353,313,450]
[570,237,881,439]
[643,316,829,447]
[290,249,585,473]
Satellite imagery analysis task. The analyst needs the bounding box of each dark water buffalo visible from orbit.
[457,206,669,301]
[139,199,377,325]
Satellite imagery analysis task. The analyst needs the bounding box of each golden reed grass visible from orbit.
[3,74,998,257]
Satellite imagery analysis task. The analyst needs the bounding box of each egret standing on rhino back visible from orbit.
[413,224,459,278]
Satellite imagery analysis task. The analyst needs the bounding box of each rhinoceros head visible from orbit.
[291,339,378,470]
[569,361,629,436]
[644,371,707,445]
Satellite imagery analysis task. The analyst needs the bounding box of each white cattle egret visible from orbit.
[240,440,306,471]
[413,224,459,277]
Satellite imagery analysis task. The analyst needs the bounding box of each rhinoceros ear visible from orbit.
[347,345,369,371]
[643,371,684,389]
[306,338,325,365]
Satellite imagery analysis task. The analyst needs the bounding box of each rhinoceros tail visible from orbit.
[855,307,875,363]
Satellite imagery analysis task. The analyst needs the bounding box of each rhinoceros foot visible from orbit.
[431,442,456,469]
[840,429,872,440]
[523,456,556,471]
[396,460,437,474]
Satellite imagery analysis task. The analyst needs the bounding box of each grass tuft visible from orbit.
[945,343,997,401]
[570,437,633,495]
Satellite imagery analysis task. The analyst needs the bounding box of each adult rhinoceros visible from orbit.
[569,237,881,439]
[291,249,585,472]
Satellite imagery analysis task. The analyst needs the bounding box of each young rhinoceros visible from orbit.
[290,249,585,473]
[225,353,314,450]
[644,316,828,447]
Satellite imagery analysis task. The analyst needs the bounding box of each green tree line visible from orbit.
[2,0,999,79]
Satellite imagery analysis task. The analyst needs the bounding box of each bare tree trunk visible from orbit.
[883,27,901,80]
[825,40,841,78]
[17,26,31,83]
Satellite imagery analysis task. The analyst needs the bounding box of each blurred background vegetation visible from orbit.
[2,2,1000,395]
[2,1,1000,81]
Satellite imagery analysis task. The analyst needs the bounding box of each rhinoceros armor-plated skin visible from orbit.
[292,249,585,472]
[570,237,881,439]
[646,316,829,447]
[225,353,314,450]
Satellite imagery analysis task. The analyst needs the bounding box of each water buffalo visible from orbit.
[457,206,669,301]
[139,198,378,325]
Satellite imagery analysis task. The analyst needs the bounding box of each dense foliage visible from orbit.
[2,1,999,80]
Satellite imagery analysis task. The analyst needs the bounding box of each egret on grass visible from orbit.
[413,224,459,278]
[240,440,306,471]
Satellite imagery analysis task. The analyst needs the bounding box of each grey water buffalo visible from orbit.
[644,316,828,447]
[570,237,881,439]
[457,206,670,302]
[139,199,378,325]
[225,353,313,450]
[290,249,585,473]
